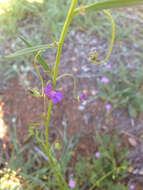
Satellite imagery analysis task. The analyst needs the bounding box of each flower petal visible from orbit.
[51,92,64,104]
[69,179,76,188]
[105,104,111,110]
[79,93,87,101]
[55,92,64,101]
[51,96,59,104]
[44,84,53,97]
[47,83,52,91]
[101,77,109,83]
[44,83,64,104]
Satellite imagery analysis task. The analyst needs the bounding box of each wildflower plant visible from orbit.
[98,62,143,117]
[6,0,143,189]
[75,133,129,190]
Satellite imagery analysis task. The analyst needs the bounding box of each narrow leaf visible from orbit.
[6,43,55,58]
[18,35,31,47]
[74,0,143,14]
[18,36,52,77]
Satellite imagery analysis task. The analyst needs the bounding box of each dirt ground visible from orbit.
[1,8,143,188]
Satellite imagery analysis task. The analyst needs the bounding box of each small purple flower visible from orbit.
[69,179,76,188]
[101,77,109,84]
[105,104,111,110]
[130,185,135,190]
[79,93,87,101]
[106,63,111,69]
[44,84,64,104]
[95,152,100,158]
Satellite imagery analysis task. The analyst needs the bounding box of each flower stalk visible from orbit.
[45,0,78,149]
[44,0,78,189]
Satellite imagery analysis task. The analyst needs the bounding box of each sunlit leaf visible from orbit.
[74,0,143,14]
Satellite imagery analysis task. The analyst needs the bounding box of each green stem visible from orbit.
[34,51,44,96]
[45,0,78,189]
[45,101,52,149]
[89,166,125,190]
[53,0,78,86]
[45,0,78,149]
[44,148,68,189]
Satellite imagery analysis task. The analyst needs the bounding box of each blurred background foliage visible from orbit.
[0,0,141,41]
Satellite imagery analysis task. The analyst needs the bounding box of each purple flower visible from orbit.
[69,179,76,188]
[105,104,111,110]
[130,185,135,190]
[79,93,87,101]
[101,77,109,84]
[106,63,111,69]
[95,152,100,158]
[44,84,64,104]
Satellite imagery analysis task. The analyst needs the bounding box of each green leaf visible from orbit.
[74,0,143,14]
[18,35,32,47]
[10,35,52,77]
[6,43,55,58]
[128,104,137,117]
[19,36,52,77]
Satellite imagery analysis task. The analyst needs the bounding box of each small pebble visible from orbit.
[139,168,143,175]
[132,169,139,175]
[91,90,97,95]
[78,105,85,111]
[83,114,90,125]
[12,117,16,123]
[82,100,87,106]
[130,118,135,127]
[62,121,67,127]
[128,137,137,147]
[81,65,90,72]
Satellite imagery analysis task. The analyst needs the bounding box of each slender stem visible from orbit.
[45,148,68,189]
[45,0,78,148]
[44,1,78,189]
[43,94,47,121]
[45,101,52,150]
[88,10,115,65]
[34,51,44,96]
[53,0,78,86]
[57,73,77,98]
[98,10,115,64]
